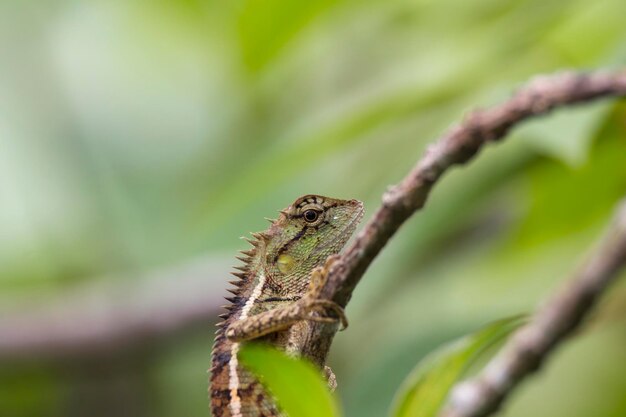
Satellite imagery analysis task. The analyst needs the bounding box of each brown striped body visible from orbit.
[210,324,283,416]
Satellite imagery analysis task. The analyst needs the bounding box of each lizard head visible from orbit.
[265,195,364,283]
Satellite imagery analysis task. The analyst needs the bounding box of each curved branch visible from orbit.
[439,199,626,417]
[300,70,626,366]
[0,70,624,363]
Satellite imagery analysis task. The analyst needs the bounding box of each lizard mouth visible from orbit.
[344,200,364,234]
[326,199,365,253]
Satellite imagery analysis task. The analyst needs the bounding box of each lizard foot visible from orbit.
[324,366,337,392]
[302,255,348,330]
[307,254,341,298]
[301,298,349,330]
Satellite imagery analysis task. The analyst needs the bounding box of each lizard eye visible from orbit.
[303,209,319,223]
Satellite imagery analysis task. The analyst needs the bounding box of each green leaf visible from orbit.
[237,0,339,72]
[390,315,526,417]
[516,101,612,167]
[239,343,341,417]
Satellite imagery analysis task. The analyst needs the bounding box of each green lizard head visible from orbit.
[263,195,363,284]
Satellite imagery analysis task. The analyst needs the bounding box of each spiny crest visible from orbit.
[251,231,270,242]
[240,248,255,257]
[214,227,269,331]
[212,231,265,344]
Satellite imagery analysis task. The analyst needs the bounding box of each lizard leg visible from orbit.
[226,254,348,342]
[225,297,345,342]
[324,366,337,392]
[300,254,348,329]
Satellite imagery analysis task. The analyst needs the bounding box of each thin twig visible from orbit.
[299,70,626,366]
[0,257,227,360]
[439,198,626,417]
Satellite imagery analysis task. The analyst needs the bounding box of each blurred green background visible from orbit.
[1,0,625,416]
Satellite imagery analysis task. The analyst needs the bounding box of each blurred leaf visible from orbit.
[390,315,525,417]
[510,107,626,249]
[543,0,626,64]
[516,101,611,166]
[237,0,339,72]
[239,343,341,417]
[195,79,469,244]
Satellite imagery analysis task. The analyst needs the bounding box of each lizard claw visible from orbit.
[306,299,349,330]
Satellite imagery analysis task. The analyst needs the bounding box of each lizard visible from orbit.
[209,194,364,417]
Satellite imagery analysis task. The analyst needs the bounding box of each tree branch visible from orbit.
[439,198,626,417]
[0,71,625,364]
[0,257,227,360]
[300,70,626,366]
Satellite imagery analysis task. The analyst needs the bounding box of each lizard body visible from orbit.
[209,195,363,417]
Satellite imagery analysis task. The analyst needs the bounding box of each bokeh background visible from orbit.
[1,0,626,416]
